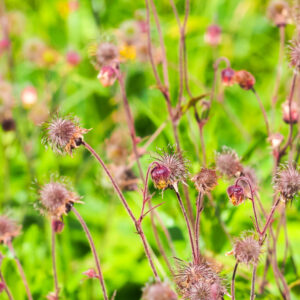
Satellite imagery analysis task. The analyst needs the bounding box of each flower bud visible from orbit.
[21,86,38,109]
[97,66,117,87]
[66,50,81,66]
[83,268,99,279]
[151,164,171,190]
[221,67,235,86]
[282,101,299,124]
[51,219,64,233]
[204,24,221,47]
[267,1,291,27]
[268,133,284,149]
[234,70,255,90]
[227,184,245,205]
[0,282,5,293]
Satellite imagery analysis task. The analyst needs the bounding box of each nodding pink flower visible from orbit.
[274,164,300,202]
[289,39,300,70]
[42,116,89,155]
[21,86,38,109]
[191,168,218,193]
[0,216,21,244]
[227,184,245,206]
[282,101,299,124]
[97,66,117,87]
[234,70,255,90]
[83,268,99,279]
[68,0,79,12]
[204,24,222,47]
[0,282,5,292]
[142,282,178,300]
[151,149,189,191]
[216,147,243,178]
[66,50,81,66]
[174,259,226,300]
[268,133,284,149]
[232,233,261,265]
[0,38,10,53]
[221,67,235,86]
[51,219,65,233]
[267,1,291,27]
[39,181,81,218]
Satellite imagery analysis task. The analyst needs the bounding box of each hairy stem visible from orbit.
[195,192,204,262]
[72,207,108,300]
[0,270,14,300]
[251,265,257,300]
[51,224,59,298]
[7,241,32,300]
[231,262,239,300]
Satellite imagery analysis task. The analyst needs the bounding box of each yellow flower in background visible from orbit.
[119,44,136,61]
[42,48,59,67]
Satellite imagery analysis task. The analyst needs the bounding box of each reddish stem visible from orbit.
[0,270,14,300]
[231,262,239,300]
[195,192,204,262]
[51,223,60,298]
[6,240,32,300]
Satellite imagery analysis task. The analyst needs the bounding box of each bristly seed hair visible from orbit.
[289,39,300,70]
[0,216,21,244]
[141,282,178,300]
[42,116,89,156]
[191,168,218,194]
[273,164,300,202]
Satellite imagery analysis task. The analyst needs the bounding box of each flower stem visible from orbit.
[6,240,32,300]
[250,265,257,300]
[51,224,59,298]
[231,262,239,300]
[195,192,203,262]
[0,270,14,300]
[81,141,160,280]
[174,191,196,261]
[71,207,108,300]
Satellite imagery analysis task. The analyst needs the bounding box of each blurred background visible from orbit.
[0,0,300,299]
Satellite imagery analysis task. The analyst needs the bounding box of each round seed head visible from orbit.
[142,282,178,300]
[96,42,118,68]
[0,216,21,244]
[39,182,80,218]
[274,164,300,202]
[216,147,243,178]
[191,168,218,193]
[234,70,255,90]
[267,1,291,27]
[233,234,261,265]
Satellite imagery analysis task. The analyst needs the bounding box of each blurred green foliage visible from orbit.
[0,0,300,299]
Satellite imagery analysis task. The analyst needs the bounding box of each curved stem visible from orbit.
[0,270,14,300]
[82,141,160,280]
[51,224,59,298]
[71,207,108,300]
[195,192,204,262]
[231,262,239,300]
[250,265,257,300]
[174,191,196,261]
[6,241,32,300]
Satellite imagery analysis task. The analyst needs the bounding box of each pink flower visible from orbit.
[66,50,81,66]
[204,25,221,47]
[83,268,99,279]
[97,66,117,87]
[21,86,38,108]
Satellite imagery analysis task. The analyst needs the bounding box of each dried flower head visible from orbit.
[204,24,222,47]
[216,147,243,178]
[268,1,291,27]
[234,70,255,90]
[39,181,81,218]
[23,38,46,65]
[233,234,261,265]
[0,216,21,244]
[221,67,235,86]
[42,116,89,155]
[175,259,226,300]
[90,42,119,70]
[151,148,189,190]
[142,282,178,300]
[289,39,300,70]
[191,168,218,193]
[274,164,300,201]
[227,184,245,206]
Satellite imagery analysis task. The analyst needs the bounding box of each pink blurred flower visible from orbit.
[97,66,117,87]
[66,50,81,66]
[21,86,38,108]
[204,24,221,47]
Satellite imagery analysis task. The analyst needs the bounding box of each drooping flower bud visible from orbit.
[21,86,38,109]
[151,164,171,190]
[268,132,284,149]
[282,101,299,124]
[51,219,65,233]
[289,39,300,70]
[234,70,255,90]
[221,67,235,86]
[227,184,245,206]
[204,24,222,47]
[66,50,81,66]
[267,1,291,27]
[97,66,117,87]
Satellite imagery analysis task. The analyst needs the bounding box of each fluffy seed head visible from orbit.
[234,70,255,90]
[151,148,189,190]
[95,42,118,68]
[141,282,178,300]
[221,67,235,86]
[39,182,80,218]
[43,116,89,155]
[0,216,21,244]
[227,184,245,206]
[216,147,243,178]
[233,234,261,265]
[274,164,300,202]
[289,39,300,70]
[191,168,218,193]
[267,1,291,26]
[174,259,226,300]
